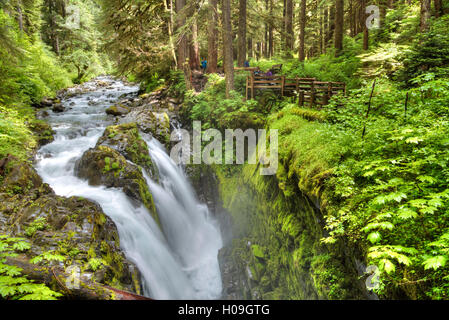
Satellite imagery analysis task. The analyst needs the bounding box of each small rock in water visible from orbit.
[52,103,65,113]
[39,97,54,107]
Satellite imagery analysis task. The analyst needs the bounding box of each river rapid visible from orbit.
[34,77,223,300]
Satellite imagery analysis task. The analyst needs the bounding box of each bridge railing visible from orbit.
[245,75,346,107]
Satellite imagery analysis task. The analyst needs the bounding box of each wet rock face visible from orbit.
[0,162,142,294]
[1,162,43,194]
[218,247,251,300]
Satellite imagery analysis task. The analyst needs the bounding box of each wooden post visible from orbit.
[323,82,332,105]
[245,76,248,101]
[298,91,304,106]
[251,75,254,99]
[281,76,285,97]
[295,77,299,92]
[310,81,315,107]
[323,88,329,105]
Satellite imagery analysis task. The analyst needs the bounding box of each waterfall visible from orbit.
[143,136,223,299]
[34,77,223,300]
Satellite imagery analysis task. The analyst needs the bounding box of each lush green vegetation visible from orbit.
[174,3,449,299]
[2,0,449,301]
[0,235,62,300]
[0,0,111,161]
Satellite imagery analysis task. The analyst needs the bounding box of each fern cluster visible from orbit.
[0,235,62,300]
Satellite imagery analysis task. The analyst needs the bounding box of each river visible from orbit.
[34,77,223,300]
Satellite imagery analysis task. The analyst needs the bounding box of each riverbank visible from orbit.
[1,77,227,300]
[179,69,449,300]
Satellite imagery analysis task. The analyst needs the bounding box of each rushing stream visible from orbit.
[34,77,223,299]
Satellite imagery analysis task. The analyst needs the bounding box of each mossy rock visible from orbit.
[119,107,171,147]
[1,162,43,195]
[29,120,55,147]
[0,161,142,295]
[213,164,369,300]
[75,146,159,227]
[106,104,130,116]
[96,123,157,178]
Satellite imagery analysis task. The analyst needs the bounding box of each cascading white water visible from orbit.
[143,137,223,299]
[34,77,223,300]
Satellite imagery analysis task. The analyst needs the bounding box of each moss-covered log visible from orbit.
[4,256,150,300]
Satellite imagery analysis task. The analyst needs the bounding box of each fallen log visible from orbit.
[5,256,152,300]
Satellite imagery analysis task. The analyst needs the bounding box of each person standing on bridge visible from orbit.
[244,60,250,68]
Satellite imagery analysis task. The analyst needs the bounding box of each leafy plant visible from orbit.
[0,235,62,300]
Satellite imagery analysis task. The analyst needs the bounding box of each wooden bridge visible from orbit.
[245,75,346,106]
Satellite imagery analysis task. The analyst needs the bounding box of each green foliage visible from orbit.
[250,43,362,90]
[314,77,449,299]
[24,217,47,237]
[41,0,109,83]
[0,104,38,161]
[0,235,62,300]
[0,8,72,105]
[184,73,265,131]
[29,251,67,265]
[396,15,449,87]
[88,258,104,271]
[99,0,172,81]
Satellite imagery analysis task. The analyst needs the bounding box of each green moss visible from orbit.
[214,161,364,300]
[100,123,155,173]
[251,244,265,259]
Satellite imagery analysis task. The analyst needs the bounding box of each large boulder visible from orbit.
[74,145,159,227]
[96,123,156,177]
[29,120,55,147]
[106,104,130,116]
[1,162,43,195]
[0,162,142,295]
[120,107,171,147]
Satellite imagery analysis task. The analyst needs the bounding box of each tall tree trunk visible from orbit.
[284,0,293,57]
[349,0,355,37]
[328,4,335,48]
[207,0,218,73]
[334,0,344,54]
[16,1,23,32]
[55,35,60,56]
[238,0,247,66]
[299,0,306,61]
[175,0,192,90]
[165,0,178,67]
[222,0,234,97]
[323,5,328,52]
[268,0,274,58]
[248,37,253,58]
[420,0,431,32]
[434,0,442,17]
[281,0,286,53]
[360,0,369,50]
[190,17,200,71]
[379,0,388,28]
